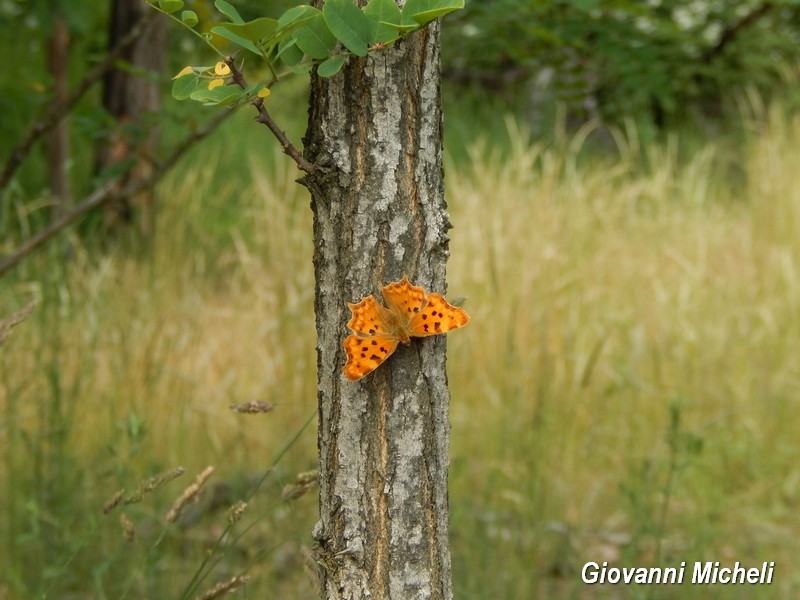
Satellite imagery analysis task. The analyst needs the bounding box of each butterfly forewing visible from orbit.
[381,276,427,322]
[342,333,400,381]
[408,293,470,337]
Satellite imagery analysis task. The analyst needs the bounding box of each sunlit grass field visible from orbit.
[2,101,800,599]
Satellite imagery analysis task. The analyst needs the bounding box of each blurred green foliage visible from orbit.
[442,0,800,127]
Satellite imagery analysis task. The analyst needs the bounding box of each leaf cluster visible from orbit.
[151,0,463,107]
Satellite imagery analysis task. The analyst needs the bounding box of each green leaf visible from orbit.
[269,6,320,48]
[181,10,198,27]
[317,55,347,77]
[210,25,261,55]
[278,5,320,28]
[215,18,279,43]
[323,0,372,57]
[377,21,419,34]
[158,0,183,14]
[189,85,243,106]
[402,0,463,26]
[276,38,305,66]
[291,62,314,75]
[293,13,337,60]
[364,0,402,44]
[214,0,244,24]
[172,73,200,100]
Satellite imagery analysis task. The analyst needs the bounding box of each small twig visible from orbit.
[224,56,315,174]
[0,9,160,196]
[0,109,234,279]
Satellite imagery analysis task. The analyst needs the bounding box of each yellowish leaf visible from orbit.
[172,66,194,80]
[257,87,271,99]
[208,78,225,90]
[214,62,231,76]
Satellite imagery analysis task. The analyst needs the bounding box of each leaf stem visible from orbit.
[150,2,227,59]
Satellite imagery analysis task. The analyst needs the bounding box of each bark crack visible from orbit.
[374,382,391,596]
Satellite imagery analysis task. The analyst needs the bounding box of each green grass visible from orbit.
[2,101,800,598]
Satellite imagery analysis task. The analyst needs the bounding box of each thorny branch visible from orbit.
[0,9,160,196]
[0,109,234,279]
[223,56,315,174]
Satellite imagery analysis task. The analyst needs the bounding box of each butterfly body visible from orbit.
[343,276,469,381]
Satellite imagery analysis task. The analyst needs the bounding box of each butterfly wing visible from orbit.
[342,334,400,381]
[381,276,427,323]
[346,295,394,335]
[408,293,470,337]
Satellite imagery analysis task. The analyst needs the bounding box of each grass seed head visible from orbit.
[166,465,215,523]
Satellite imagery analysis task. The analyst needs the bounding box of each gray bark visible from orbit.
[302,22,454,600]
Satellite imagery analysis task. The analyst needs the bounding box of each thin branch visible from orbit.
[0,109,234,279]
[0,180,118,278]
[0,9,159,195]
[702,2,775,64]
[223,56,315,174]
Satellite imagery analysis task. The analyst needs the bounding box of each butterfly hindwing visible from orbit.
[342,333,400,381]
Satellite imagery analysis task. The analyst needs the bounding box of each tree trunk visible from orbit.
[46,15,72,220]
[302,20,454,600]
[97,0,167,236]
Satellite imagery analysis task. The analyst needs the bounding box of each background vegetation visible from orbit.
[2,0,800,598]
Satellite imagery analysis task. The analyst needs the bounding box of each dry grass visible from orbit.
[446,108,800,598]
[2,104,800,598]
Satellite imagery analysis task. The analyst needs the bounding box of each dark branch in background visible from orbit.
[223,56,315,174]
[0,109,234,279]
[702,2,775,64]
[442,63,534,91]
[0,9,159,196]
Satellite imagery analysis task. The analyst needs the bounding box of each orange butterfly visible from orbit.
[343,276,470,381]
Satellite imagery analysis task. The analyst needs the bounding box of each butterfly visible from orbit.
[342,276,470,381]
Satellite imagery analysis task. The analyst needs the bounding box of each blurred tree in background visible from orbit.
[96,0,168,235]
[442,0,800,131]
